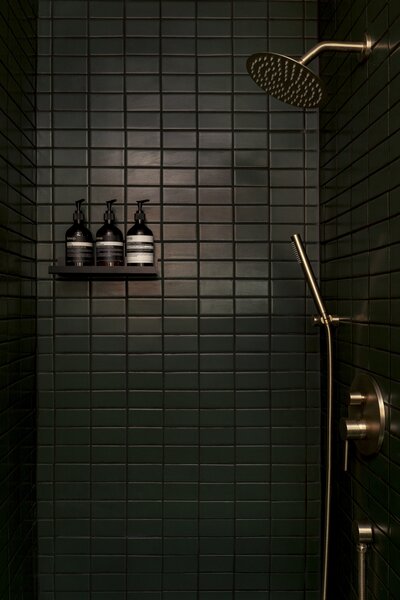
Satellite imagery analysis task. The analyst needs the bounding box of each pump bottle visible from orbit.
[65,199,94,266]
[126,199,154,266]
[96,199,124,266]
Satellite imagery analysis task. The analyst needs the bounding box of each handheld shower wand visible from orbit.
[290,234,336,600]
[291,234,329,323]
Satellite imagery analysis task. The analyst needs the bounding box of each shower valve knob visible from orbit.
[340,419,367,440]
[348,392,365,406]
[340,373,386,472]
[340,418,367,472]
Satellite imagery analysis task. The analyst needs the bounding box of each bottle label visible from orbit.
[96,241,124,265]
[126,235,154,265]
[96,242,124,246]
[66,241,94,265]
[66,241,93,247]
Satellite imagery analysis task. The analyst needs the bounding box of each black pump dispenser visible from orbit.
[105,199,116,223]
[74,199,85,223]
[126,199,154,266]
[65,199,94,266]
[135,199,148,222]
[96,199,124,266]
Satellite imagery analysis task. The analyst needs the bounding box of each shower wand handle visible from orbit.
[339,418,368,472]
[343,439,349,472]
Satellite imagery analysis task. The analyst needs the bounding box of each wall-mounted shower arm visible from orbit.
[299,34,372,65]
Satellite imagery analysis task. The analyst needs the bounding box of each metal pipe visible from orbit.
[299,41,366,65]
[353,521,373,600]
[290,234,333,600]
[321,320,333,600]
[357,543,368,600]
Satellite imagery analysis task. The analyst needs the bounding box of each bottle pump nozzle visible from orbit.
[135,199,150,222]
[74,199,85,224]
[105,199,117,223]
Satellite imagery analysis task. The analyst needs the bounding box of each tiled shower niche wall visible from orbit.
[0,0,37,598]
[319,0,400,597]
[37,1,320,598]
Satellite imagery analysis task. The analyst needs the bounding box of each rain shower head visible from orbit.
[246,52,326,109]
[247,34,372,108]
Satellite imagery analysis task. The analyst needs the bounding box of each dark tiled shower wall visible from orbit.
[0,0,37,598]
[37,1,320,598]
[319,0,400,597]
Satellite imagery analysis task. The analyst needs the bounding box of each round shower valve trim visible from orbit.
[340,372,386,471]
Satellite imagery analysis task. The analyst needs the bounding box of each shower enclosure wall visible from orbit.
[2,1,399,599]
[320,0,400,597]
[0,1,37,598]
[35,0,320,598]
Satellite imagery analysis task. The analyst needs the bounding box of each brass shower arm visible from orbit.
[299,34,372,65]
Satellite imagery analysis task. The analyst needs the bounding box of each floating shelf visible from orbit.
[49,263,158,278]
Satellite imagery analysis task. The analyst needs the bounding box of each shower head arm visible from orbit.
[299,34,372,65]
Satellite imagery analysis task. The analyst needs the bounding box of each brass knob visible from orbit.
[340,418,367,440]
[349,392,365,406]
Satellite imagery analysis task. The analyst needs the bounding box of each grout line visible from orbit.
[195,1,201,597]
[123,1,128,597]
[49,0,56,596]
[159,3,165,597]
[87,5,94,599]
[266,3,273,595]
[231,1,237,596]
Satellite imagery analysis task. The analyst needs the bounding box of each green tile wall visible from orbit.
[37,1,320,598]
[0,0,37,598]
[319,0,400,597]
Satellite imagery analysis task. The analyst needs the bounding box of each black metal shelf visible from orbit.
[49,263,158,278]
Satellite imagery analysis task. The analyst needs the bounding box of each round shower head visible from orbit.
[246,52,327,108]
